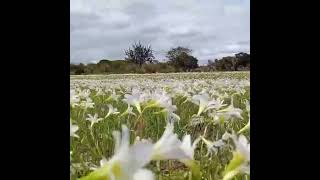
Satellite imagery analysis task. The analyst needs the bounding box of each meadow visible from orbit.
[70,72,250,180]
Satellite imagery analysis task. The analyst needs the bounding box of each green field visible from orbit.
[70,72,250,180]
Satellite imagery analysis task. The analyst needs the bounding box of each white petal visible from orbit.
[192,137,201,149]
[222,132,233,140]
[182,135,191,148]
[213,139,225,147]
[238,135,248,146]
[100,157,108,167]
[160,147,188,160]
[112,131,121,153]
[240,164,250,174]
[181,135,192,158]
[133,169,154,180]
[120,125,130,148]
[130,141,154,167]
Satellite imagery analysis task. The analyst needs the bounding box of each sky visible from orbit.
[70,0,250,65]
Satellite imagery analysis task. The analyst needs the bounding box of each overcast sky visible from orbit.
[71,0,250,64]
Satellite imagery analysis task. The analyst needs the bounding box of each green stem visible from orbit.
[90,126,102,157]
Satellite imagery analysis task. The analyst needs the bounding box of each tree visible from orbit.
[179,52,198,71]
[74,63,85,75]
[166,47,191,67]
[207,60,216,71]
[235,52,250,70]
[214,57,235,71]
[125,42,155,67]
[166,47,198,71]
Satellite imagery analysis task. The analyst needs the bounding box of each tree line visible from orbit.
[70,42,250,74]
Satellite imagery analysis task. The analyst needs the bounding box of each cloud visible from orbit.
[71,0,250,64]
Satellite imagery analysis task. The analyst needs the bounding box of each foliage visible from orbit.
[70,52,250,74]
[125,42,155,67]
[209,52,250,71]
[166,47,198,71]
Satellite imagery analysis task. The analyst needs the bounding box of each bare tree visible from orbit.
[125,42,155,67]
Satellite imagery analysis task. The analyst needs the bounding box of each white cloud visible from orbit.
[71,0,250,64]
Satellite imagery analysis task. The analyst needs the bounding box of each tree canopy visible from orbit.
[124,42,155,67]
[166,47,198,71]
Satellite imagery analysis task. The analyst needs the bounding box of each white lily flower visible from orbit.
[148,90,181,123]
[70,121,79,138]
[90,157,108,171]
[148,89,177,111]
[192,93,226,116]
[180,135,201,162]
[245,100,250,113]
[151,122,188,160]
[232,134,250,161]
[217,97,243,120]
[201,137,225,156]
[133,169,154,180]
[166,112,181,123]
[222,131,233,141]
[86,113,104,127]
[123,88,143,114]
[223,134,250,180]
[205,97,227,111]
[179,134,202,180]
[120,105,137,117]
[95,88,105,96]
[127,106,136,116]
[100,157,108,167]
[238,88,246,95]
[80,125,154,180]
[79,89,91,99]
[80,97,95,109]
[191,93,210,116]
[218,106,243,120]
[70,151,73,162]
[107,90,120,102]
[70,89,80,107]
[105,104,120,118]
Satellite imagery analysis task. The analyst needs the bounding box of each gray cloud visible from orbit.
[71,0,250,64]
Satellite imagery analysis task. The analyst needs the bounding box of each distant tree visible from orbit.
[74,63,85,75]
[180,52,198,71]
[207,60,216,71]
[166,47,191,66]
[70,64,78,73]
[230,57,238,71]
[85,63,97,74]
[69,51,249,74]
[214,57,235,71]
[235,52,250,70]
[235,52,250,61]
[125,42,155,67]
[166,47,198,71]
[98,59,112,64]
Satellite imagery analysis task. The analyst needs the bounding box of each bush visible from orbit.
[70,51,250,74]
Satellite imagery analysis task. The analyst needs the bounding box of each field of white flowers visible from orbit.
[70,72,250,180]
